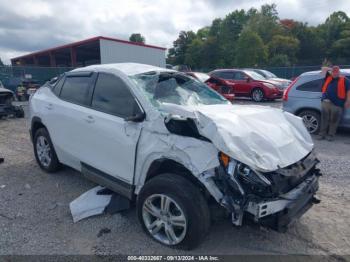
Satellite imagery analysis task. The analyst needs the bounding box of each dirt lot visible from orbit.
[0,101,350,258]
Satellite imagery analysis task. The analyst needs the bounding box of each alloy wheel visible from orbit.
[302,114,319,134]
[36,136,52,167]
[142,194,187,245]
[252,89,264,102]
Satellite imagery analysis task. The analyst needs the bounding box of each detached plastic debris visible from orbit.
[69,186,130,223]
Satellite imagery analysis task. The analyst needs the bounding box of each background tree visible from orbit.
[245,4,283,43]
[167,31,196,65]
[234,30,267,67]
[220,10,250,67]
[166,5,350,69]
[129,33,146,43]
[268,35,300,64]
[0,57,4,66]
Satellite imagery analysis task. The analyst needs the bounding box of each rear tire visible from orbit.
[33,128,60,172]
[251,88,264,102]
[298,110,321,134]
[137,173,210,250]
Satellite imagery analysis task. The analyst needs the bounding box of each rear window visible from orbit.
[60,76,94,106]
[296,79,322,92]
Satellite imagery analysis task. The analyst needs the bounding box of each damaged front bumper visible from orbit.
[199,151,321,232]
[246,174,319,232]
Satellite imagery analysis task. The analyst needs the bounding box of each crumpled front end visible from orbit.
[150,103,321,231]
[198,151,321,232]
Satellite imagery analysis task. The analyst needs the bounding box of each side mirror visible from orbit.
[124,112,145,122]
[245,76,250,82]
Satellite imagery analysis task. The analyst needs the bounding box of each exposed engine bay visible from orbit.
[199,151,321,232]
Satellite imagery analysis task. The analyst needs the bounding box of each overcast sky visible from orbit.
[0,0,349,64]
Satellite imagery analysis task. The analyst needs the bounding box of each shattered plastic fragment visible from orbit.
[70,186,112,223]
[69,186,131,223]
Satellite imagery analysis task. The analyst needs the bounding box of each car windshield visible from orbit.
[261,70,277,78]
[130,71,229,108]
[244,70,266,80]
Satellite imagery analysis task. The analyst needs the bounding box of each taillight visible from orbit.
[283,77,299,101]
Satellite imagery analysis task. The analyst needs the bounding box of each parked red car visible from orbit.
[206,69,283,102]
[184,71,235,102]
[184,72,210,83]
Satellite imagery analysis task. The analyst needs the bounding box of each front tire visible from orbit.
[33,128,60,172]
[298,110,320,134]
[137,174,210,250]
[251,88,264,102]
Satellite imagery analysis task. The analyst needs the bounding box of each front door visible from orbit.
[81,73,143,184]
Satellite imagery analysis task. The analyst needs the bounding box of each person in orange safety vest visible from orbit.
[317,66,350,141]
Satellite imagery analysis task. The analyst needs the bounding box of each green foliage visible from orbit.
[129,33,145,43]
[167,31,196,65]
[268,35,299,64]
[269,54,291,67]
[235,30,267,67]
[167,5,350,69]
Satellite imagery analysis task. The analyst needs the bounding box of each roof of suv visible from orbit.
[300,69,350,77]
[72,63,175,76]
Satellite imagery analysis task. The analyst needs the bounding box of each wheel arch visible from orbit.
[143,158,210,198]
[250,86,265,95]
[295,107,321,116]
[31,116,46,141]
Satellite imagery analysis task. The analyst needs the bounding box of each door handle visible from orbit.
[84,115,95,123]
[46,103,53,110]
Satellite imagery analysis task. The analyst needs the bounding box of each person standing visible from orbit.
[317,66,350,141]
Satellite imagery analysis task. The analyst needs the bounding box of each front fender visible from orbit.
[134,130,219,194]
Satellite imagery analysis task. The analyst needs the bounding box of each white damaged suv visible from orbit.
[29,63,321,249]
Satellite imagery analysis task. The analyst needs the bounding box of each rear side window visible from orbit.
[92,73,141,118]
[296,79,322,92]
[52,77,65,96]
[212,71,233,80]
[60,76,94,105]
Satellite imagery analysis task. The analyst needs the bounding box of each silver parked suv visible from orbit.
[283,70,350,134]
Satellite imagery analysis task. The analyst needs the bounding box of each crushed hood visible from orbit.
[160,103,314,172]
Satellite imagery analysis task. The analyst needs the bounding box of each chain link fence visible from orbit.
[2,64,350,92]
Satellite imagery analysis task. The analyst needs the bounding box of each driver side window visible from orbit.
[232,72,246,80]
[92,73,142,118]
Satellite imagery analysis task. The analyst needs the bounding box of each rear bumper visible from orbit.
[246,175,319,232]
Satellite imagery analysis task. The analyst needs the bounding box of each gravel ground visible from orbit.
[0,100,350,258]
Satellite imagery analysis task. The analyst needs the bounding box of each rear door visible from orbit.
[45,72,96,169]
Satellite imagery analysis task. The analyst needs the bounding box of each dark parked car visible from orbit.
[283,70,350,134]
[206,69,283,102]
[0,87,24,118]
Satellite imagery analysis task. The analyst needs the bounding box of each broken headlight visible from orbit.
[218,153,272,197]
[236,163,271,188]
